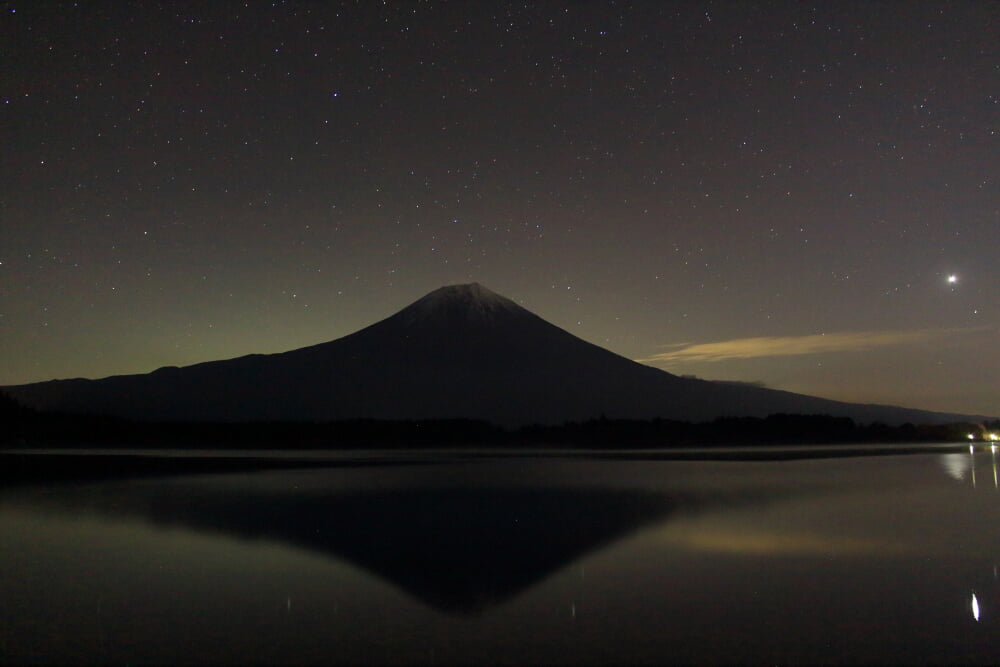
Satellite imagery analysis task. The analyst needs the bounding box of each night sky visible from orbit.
[2,1,997,417]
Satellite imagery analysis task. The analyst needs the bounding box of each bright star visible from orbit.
[947,275,958,284]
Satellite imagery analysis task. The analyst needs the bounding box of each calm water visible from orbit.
[1,446,999,664]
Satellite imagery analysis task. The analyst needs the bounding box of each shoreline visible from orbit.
[0,441,979,486]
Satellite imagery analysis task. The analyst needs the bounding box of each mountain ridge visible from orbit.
[3,283,992,426]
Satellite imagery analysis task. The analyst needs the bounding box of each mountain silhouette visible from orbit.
[1,466,766,614]
[2,283,985,425]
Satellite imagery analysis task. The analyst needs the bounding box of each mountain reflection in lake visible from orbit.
[1,447,999,664]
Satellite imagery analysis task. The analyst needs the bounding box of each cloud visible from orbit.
[638,327,980,364]
[659,525,912,556]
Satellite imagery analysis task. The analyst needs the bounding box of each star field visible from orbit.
[1,1,998,416]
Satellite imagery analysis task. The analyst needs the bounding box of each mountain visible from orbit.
[2,283,988,426]
[0,458,781,613]
[5,475,679,613]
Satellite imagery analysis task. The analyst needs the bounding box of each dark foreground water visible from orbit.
[1,445,999,664]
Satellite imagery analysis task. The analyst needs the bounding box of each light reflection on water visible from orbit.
[945,444,1000,629]
[1,447,999,664]
[940,444,1000,489]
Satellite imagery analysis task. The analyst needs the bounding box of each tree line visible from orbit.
[1,391,992,449]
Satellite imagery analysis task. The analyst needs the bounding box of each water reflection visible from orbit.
[2,473,690,613]
[941,452,971,481]
[990,445,1000,489]
[937,448,1000,630]
[973,445,977,487]
[940,446,1000,490]
[3,452,1000,664]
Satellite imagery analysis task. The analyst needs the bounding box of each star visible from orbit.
[1,1,997,419]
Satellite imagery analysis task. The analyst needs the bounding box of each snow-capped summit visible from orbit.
[394,283,527,328]
[416,282,511,307]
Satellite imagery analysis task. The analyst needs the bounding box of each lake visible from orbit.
[1,445,998,664]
